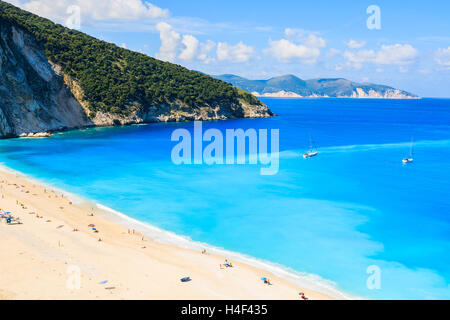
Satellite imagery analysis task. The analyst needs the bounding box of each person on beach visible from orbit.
[224,259,233,268]
[299,292,309,300]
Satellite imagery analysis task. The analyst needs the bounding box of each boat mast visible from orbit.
[310,134,317,152]
[410,137,414,158]
[309,133,315,152]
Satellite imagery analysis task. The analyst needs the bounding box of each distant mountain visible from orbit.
[214,74,419,99]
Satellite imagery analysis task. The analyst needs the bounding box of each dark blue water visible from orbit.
[1,98,449,299]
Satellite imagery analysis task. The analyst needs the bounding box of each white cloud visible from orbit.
[11,0,69,22]
[13,0,169,23]
[266,39,321,64]
[81,0,168,20]
[304,34,326,48]
[343,44,418,69]
[178,36,216,63]
[179,35,199,61]
[344,39,366,49]
[284,28,308,40]
[343,49,376,69]
[155,22,246,64]
[434,46,450,68]
[154,23,239,64]
[198,40,216,63]
[373,44,418,65]
[265,28,326,64]
[217,42,254,63]
[327,48,341,58]
[155,22,180,62]
[284,29,325,48]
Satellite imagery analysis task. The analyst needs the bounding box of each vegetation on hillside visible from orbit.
[0,1,261,116]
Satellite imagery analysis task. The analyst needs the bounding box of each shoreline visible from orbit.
[0,164,351,300]
[256,95,421,99]
[93,203,353,300]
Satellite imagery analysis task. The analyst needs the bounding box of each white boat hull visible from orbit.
[303,152,318,159]
[402,158,413,164]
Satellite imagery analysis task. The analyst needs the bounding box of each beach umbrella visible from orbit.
[261,277,267,281]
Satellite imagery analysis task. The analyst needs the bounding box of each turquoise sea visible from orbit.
[0,98,449,299]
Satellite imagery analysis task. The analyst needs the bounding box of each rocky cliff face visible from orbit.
[350,88,419,99]
[0,21,272,138]
[0,22,93,137]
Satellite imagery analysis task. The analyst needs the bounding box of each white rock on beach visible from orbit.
[19,132,52,138]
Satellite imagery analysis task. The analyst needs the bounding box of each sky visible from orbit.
[6,0,450,97]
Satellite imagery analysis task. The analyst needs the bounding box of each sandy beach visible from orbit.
[0,167,336,300]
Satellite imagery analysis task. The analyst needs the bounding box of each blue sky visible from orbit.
[8,0,450,97]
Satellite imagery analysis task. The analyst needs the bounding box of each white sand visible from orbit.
[0,169,335,300]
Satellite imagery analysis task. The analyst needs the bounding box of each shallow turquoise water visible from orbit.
[1,98,449,299]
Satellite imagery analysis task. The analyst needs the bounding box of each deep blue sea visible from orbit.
[1,98,449,299]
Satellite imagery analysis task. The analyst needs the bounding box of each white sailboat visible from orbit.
[402,138,414,164]
[303,134,319,159]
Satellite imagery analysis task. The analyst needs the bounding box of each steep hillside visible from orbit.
[0,1,271,138]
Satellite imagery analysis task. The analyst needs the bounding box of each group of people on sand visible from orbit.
[89,224,102,241]
[261,276,309,300]
[0,209,21,225]
[16,201,27,210]
[204,252,310,300]
[220,259,234,269]
[2,177,313,300]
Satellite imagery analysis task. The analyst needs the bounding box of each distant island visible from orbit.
[213,74,419,99]
[0,2,271,138]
